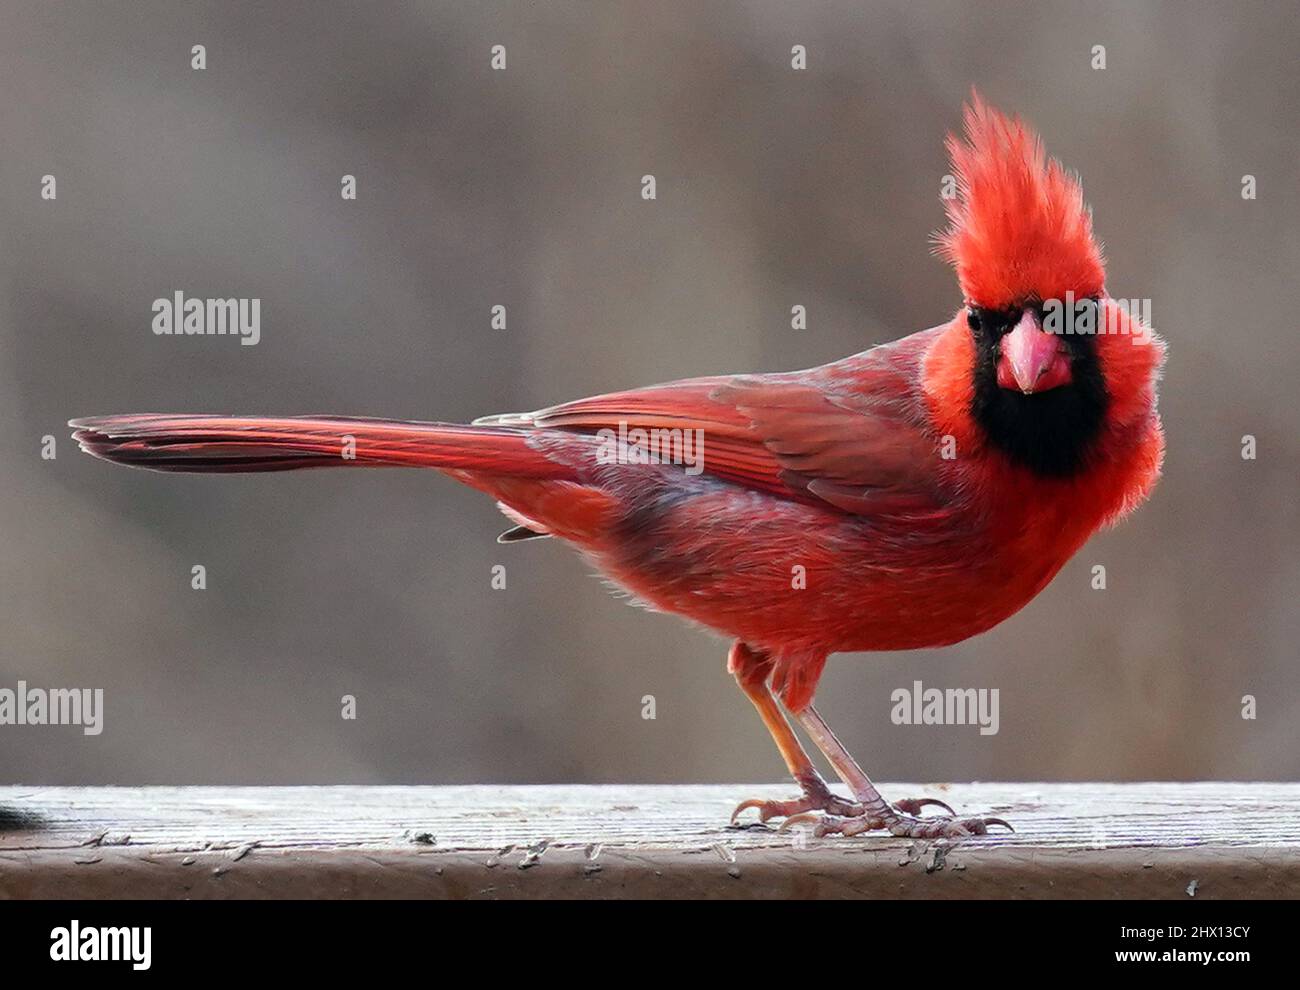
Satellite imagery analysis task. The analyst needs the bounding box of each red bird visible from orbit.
[72,97,1164,838]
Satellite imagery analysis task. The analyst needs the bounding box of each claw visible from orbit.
[893,797,955,817]
[951,816,1015,836]
[777,812,821,833]
[729,798,767,824]
[885,813,1016,839]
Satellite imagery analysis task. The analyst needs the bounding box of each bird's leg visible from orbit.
[727,643,863,824]
[788,704,1012,839]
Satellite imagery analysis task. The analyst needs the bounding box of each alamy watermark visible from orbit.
[0,681,103,735]
[595,421,705,476]
[1042,292,1153,343]
[890,679,999,736]
[50,921,150,970]
[152,291,260,345]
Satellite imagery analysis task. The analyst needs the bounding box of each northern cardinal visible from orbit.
[72,96,1163,838]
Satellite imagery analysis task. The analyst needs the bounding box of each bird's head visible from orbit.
[930,93,1164,479]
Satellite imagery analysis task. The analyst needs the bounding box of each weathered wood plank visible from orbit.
[2,784,1297,898]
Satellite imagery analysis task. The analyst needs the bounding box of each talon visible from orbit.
[893,797,955,817]
[778,813,821,833]
[955,816,1015,836]
[729,799,765,824]
[885,813,1017,839]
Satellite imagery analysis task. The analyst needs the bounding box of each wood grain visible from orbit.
[2,783,1297,898]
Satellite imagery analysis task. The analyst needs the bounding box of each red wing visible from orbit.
[486,329,951,517]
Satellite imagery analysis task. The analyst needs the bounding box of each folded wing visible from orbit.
[479,328,951,518]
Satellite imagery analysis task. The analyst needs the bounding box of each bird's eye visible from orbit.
[966,308,982,332]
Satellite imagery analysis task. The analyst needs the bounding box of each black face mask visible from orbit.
[966,301,1109,478]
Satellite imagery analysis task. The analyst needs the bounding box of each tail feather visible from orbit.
[69,414,570,477]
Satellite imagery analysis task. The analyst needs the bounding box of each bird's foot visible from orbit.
[732,783,955,827]
[783,806,1013,839]
[893,796,959,818]
[730,781,864,825]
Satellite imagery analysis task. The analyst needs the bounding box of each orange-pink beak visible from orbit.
[996,309,1072,394]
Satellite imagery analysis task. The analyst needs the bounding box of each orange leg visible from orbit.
[728,643,863,823]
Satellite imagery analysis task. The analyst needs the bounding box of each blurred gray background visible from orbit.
[1,1,1296,786]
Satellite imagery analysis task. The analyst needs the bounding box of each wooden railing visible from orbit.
[2,783,1296,898]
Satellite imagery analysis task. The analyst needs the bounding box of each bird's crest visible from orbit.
[936,93,1105,310]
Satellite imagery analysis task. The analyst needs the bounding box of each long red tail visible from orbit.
[69,414,568,477]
